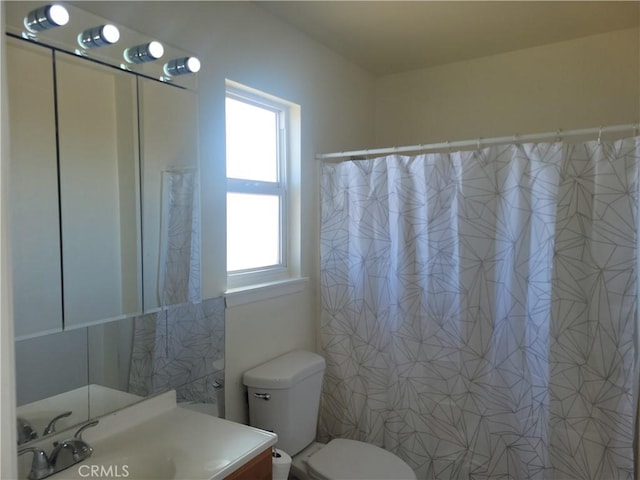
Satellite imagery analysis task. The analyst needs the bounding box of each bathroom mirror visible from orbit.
[7,37,62,340]
[7,36,143,334]
[139,75,200,312]
[15,319,143,445]
[56,50,143,327]
[15,329,89,443]
[15,299,226,446]
[10,38,144,443]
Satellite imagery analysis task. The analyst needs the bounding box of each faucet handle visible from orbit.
[17,417,38,445]
[70,420,99,460]
[43,411,72,436]
[18,447,53,480]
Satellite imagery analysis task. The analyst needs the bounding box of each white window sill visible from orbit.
[224,277,308,308]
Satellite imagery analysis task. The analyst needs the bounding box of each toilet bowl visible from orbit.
[291,440,416,480]
[243,350,416,480]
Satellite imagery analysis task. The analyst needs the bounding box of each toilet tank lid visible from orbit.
[243,350,326,389]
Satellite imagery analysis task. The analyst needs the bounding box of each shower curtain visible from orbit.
[319,137,639,479]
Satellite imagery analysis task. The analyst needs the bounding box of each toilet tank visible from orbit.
[243,350,326,456]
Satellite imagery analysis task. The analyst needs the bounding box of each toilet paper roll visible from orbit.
[272,448,292,480]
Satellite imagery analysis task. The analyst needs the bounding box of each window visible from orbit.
[225,84,297,289]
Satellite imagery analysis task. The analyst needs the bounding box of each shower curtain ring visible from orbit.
[597,126,603,144]
[555,129,562,143]
[477,138,482,150]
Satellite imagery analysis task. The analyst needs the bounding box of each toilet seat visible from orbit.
[306,439,416,480]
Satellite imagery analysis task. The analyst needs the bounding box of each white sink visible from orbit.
[18,391,277,480]
[49,452,177,480]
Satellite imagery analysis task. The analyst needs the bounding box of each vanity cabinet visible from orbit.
[225,448,272,480]
[7,38,63,339]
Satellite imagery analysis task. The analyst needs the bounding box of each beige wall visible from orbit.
[225,286,316,421]
[76,1,377,424]
[375,27,640,147]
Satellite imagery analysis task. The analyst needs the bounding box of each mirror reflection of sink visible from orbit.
[17,385,143,444]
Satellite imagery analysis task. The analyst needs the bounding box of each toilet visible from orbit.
[243,350,416,480]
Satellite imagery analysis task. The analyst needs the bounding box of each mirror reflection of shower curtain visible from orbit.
[158,168,201,307]
[128,168,202,397]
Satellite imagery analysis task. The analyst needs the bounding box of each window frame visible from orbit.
[225,85,291,289]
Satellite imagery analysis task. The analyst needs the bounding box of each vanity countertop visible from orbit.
[19,391,277,480]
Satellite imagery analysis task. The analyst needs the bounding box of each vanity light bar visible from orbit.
[163,57,201,76]
[24,4,70,32]
[21,5,199,79]
[78,24,120,48]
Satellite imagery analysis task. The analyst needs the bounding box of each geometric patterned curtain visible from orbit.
[158,168,201,307]
[128,297,225,407]
[319,138,639,479]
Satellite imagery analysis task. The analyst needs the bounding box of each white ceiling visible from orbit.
[258,1,640,76]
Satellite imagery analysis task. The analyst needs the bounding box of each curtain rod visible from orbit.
[315,123,640,161]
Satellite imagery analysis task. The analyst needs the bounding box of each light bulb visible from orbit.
[163,57,201,76]
[24,4,69,32]
[124,41,164,64]
[78,24,120,49]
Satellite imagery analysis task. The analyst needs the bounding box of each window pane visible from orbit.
[226,97,278,182]
[227,193,280,271]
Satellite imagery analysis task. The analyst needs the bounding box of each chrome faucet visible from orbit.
[18,420,99,480]
[17,447,52,480]
[49,420,98,466]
